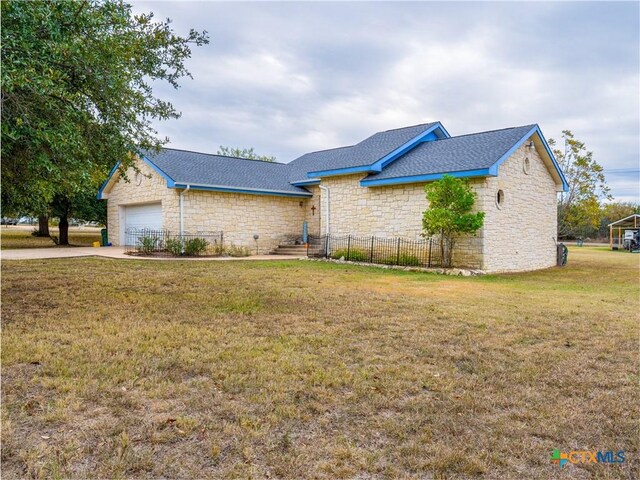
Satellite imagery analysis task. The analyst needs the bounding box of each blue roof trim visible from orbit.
[96,153,177,199]
[375,124,447,171]
[291,178,321,186]
[306,164,374,178]
[488,125,569,191]
[140,154,176,187]
[172,183,312,198]
[306,122,450,178]
[96,161,121,199]
[360,168,493,187]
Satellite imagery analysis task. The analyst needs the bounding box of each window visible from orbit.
[523,157,531,175]
[496,189,505,209]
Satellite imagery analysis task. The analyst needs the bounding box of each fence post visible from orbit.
[396,237,401,265]
[370,236,374,263]
[428,238,433,267]
[324,234,329,259]
[346,235,351,261]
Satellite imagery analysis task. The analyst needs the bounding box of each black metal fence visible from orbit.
[124,228,224,257]
[307,234,446,268]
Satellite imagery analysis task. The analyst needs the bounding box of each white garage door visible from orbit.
[125,203,163,232]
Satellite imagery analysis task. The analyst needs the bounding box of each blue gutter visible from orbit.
[172,183,312,198]
[306,122,450,178]
[291,178,321,186]
[360,168,493,187]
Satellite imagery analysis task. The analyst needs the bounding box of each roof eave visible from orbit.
[172,182,312,198]
[360,168,493,187]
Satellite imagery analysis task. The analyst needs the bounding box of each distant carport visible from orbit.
[608,214,640,250]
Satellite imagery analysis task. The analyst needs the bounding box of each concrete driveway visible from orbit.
[1,247,303,261]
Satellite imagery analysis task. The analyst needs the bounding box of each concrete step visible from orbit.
[271,245,308,256]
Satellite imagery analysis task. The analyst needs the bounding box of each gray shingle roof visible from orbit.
[363,124,536,181]
[123,123,541,197]
[142,148,311,196]
[288,122,439,179]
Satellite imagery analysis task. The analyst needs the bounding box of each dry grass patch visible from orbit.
[1,247,638,478]
[1,228,102,249]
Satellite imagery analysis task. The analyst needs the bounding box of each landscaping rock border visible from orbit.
[303,257,486,276]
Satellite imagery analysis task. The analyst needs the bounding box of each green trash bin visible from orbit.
[100,228,108,246]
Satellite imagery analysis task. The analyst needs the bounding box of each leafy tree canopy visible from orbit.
[550,130,611,236]
[1,0,209,217]
[422,175,485,267]
[217,146,277,163]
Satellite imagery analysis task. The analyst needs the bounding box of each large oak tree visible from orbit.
[1,0,208,243]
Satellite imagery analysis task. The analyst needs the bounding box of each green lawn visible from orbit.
[1,248,638,478]
[1,228,102,249]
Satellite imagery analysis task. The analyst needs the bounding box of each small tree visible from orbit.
[422,175,485,267]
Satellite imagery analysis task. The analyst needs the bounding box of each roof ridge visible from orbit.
[159,147,286,165]
[441,124,536,141]
[378,121,437,133]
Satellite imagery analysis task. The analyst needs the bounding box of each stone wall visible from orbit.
[304,185,322,237]
[181,189,308,254]
[478,143,558,272]
[104,160,180,245]
[317,174,484,268]
[104,142,559,270]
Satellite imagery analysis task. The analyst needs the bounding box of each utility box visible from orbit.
[557,243,568,267]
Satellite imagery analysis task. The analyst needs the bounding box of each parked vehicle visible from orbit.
[1,217,19,225]
[18,216,37,225]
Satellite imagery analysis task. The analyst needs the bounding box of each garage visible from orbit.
[122,203,163,244]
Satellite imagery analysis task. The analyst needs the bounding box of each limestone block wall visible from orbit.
[317,174,484,268]
[104,160,180,245]
[479,143,558,272]
[303,185,322,237]
[181,190,308,254]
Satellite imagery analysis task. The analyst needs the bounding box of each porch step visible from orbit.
[271,244,308,256]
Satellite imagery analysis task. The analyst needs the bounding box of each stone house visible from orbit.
[97,121,568,272]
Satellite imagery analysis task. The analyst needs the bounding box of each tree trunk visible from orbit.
[58,215,69,246]
[37,215,50,237]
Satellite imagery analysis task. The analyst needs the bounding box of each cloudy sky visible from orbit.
[134,1,639,202]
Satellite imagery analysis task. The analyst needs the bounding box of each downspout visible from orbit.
[318,185,330,235]
[179,185,191,252]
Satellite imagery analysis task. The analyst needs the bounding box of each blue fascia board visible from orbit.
[307,122,451,179]
[374,123,449,171]
[140,154,176,187]
[96,153,177,199]
[307,164,376,178]
[489,125,569,192]
[96,161,121,199]
[291,178,321,186]
[361,168,493,187]
[172,183,312,198]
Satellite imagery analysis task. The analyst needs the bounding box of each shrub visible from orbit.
[331,248,368,261]
[165,238,183,256]
[225,244,251,257]
[184,237,209,256]
[136,235,160,253]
